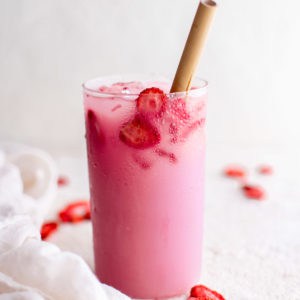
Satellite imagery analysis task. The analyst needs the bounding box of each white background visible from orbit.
[1,0,300,155]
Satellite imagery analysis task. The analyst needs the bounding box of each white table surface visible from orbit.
[46,144,300,300]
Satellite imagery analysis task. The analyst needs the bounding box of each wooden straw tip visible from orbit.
[202,0,217,8]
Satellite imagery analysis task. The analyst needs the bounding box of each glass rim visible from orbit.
[82,74,208,98]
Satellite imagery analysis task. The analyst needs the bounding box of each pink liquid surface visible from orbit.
[84,77,207,299]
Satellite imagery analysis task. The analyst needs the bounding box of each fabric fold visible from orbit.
[0,144,130,300]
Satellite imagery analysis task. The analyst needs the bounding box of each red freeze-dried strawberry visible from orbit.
[190,285,225,300]
[224,165,246,179]
[258,164,273,175]
[119,116,160,149]
[59,201,91,223]
[41,222,59,240]
[136,87,166,116]
[57,175,69,187]
[242,184,265,200]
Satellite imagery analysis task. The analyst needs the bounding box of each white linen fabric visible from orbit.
[0,144,130,300]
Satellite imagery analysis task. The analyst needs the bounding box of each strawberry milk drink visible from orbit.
[83,75,207,299]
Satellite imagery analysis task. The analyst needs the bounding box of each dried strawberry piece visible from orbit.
[136,87,166,117]
[59,201,91,223]
[242,184,265,200]
[41,221,59,240]
[190,284,225,300]
[257,165,273,175]
[57,175,69,187]
[119,116,160,149]
[85,210,91,219]
[224,165,246,179]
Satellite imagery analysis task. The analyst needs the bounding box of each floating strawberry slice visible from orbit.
[242,184,265,200]
[41,221,59,240]
[119,116,160,149]
[190,284,225,300]
[59,201,91,223]
[136,87,166,116]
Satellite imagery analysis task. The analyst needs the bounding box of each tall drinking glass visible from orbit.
[83,75,207,299]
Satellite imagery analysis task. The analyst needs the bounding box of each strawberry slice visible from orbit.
[257,164,273,175]
[242,184,265,200]
[41,221,59,240]
[224,165,246,179]
[119,116,160,149]
[136,88,166,116]
[58,201,91,223]
[57,175,69,187]
[190,285,225,300]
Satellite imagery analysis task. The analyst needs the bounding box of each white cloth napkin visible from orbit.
[0,143,130,300]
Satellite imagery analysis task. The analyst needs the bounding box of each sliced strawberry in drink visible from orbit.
[119,116,160,149]
[136,87,166,117]
[190,284,225,300]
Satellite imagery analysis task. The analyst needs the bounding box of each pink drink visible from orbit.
[83,75,207,299]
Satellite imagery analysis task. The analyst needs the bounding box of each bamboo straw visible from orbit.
[170,0,217,93]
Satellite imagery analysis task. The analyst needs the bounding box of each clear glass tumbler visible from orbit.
[83,75,207,299]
